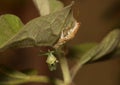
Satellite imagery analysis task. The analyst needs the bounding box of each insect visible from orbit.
[45,50,59,71]
[54,21,80,48]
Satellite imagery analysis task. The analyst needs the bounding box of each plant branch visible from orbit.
[0,75,64,85]
[57,50,71,85]
[71,63,83,80]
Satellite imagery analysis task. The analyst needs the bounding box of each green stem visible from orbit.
[58,52,71,84]
[29,75,64,85]
[0,75,64,85]
[71,62,83,80]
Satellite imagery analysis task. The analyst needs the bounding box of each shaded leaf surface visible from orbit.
[71,29,120,78]
[0,66,28,79]
[77,29,120,65]
[68,43,97,59]
[0,66,38,85]
[92,29,120,61]
[0,3,76,51]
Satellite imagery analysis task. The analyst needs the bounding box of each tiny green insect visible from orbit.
[45,50,59,71]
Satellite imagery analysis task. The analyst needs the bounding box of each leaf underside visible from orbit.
[0,3,76,51]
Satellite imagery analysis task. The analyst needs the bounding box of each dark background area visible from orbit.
[0,0,120,85]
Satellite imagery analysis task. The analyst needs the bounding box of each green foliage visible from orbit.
[0,3,75,51]
[91,29,120,61]
[79,29,120,65]
[68,43,97,59]
[33,0,64,16]
[0,2,76,84]
[0,14,23,50]
[69,29,120,66]
[49,0,64,13]
[71,29,120,78]
[0,66,29,84]
[0,66,62,85]
[0,0,120,85]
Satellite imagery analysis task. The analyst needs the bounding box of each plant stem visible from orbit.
[0,75,64,85]
[71,62,83,80]
[58,52,71,84]
[29,75,64,85]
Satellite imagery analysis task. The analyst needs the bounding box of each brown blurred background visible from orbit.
[0,0,120,85]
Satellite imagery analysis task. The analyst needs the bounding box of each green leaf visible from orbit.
[78,44,101,65]
[68,43,97,59]
[92,29,120,61]
[33,0,64,16]
[0,66,28,79]
[78,29,120,65]
[0,3,76,51]
[0,67,28,84]
[33,0,50,15]
[71,29,120,78]
[115,43,120,55]
[49,0,64,13]
[0,14,24,50]
[73,29,120,65]
[0,66,62,85]
[22,69,38,75]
